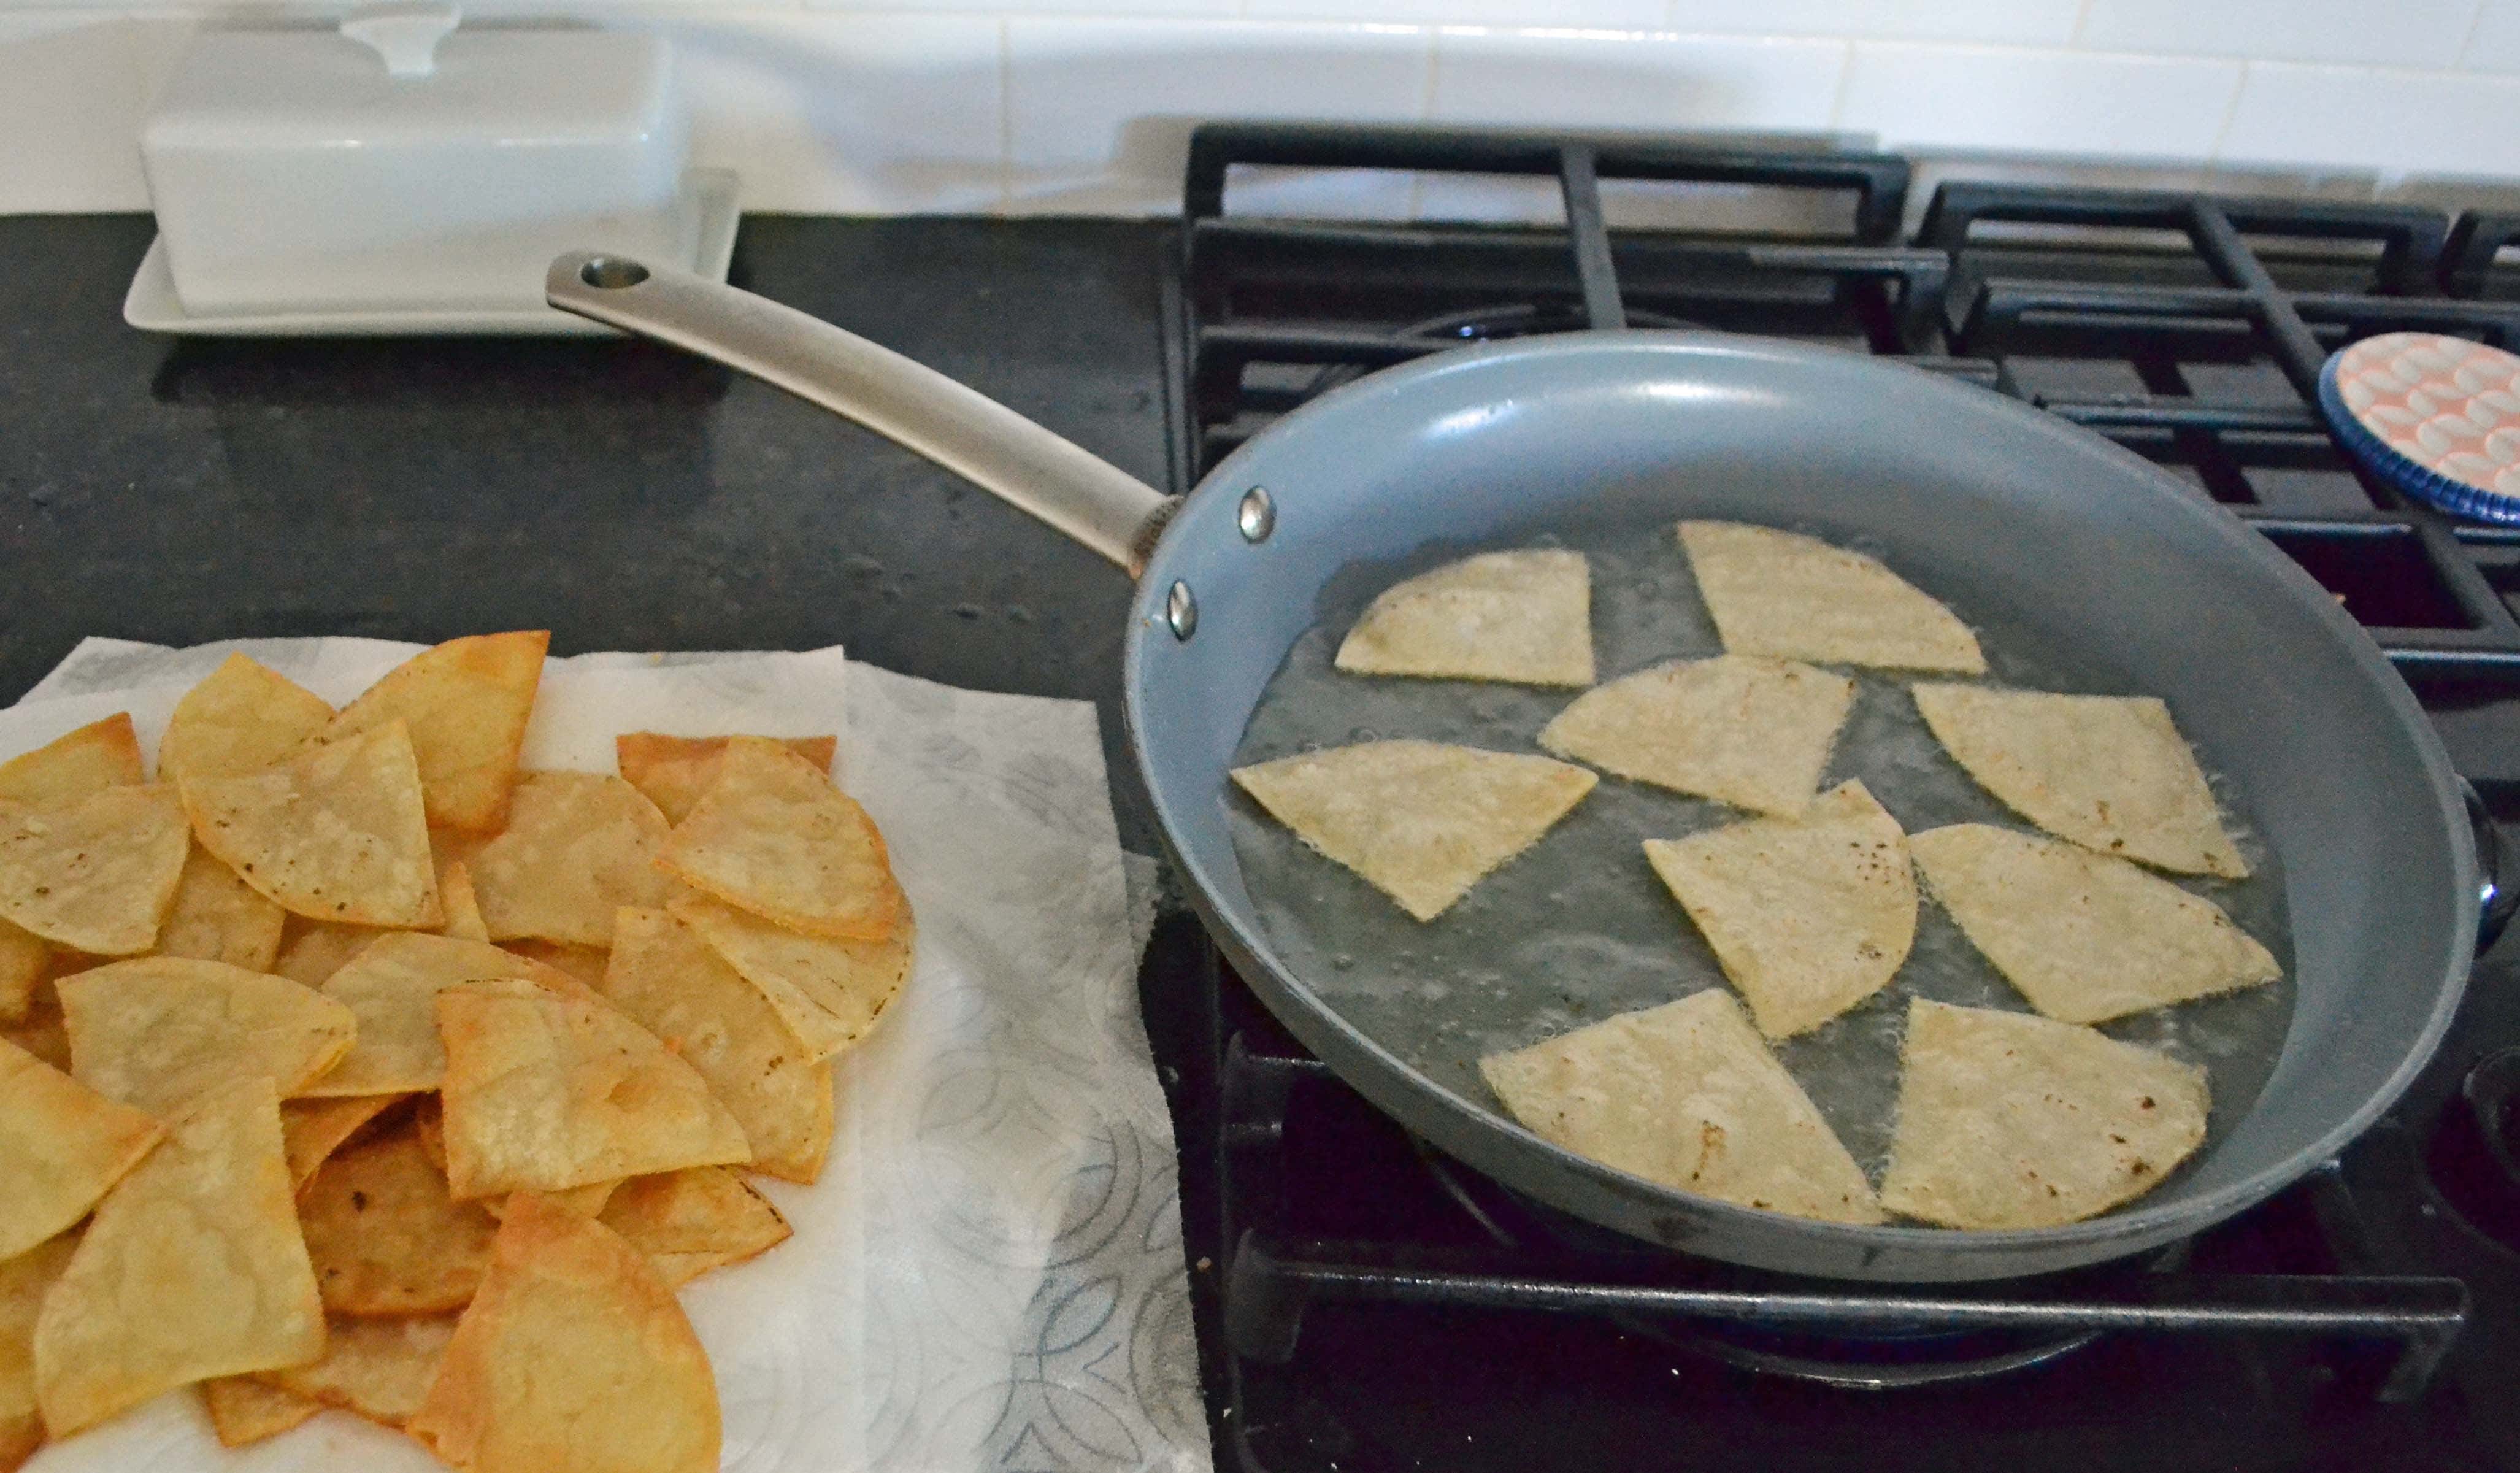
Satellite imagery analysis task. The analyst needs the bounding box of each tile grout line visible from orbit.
[2201,56,2251,169]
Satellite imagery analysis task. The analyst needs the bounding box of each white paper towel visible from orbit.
[13,638,1208,1473]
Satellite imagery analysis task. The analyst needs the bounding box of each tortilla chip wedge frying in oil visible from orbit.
[1539,655,1854,815]
[0,714,144,807]
[656,737,905,942]
[1878,999,2208,1230]
[436,977,750,1200]
[33,1077,326,1438]
[1678,521,1987,674]
[407,1193,720,1473]
[325,631,549,833]
[1911,683,2248,878]
[1230,740,1597,922]
[1480,990,1883,1225]
[60,958,356,1119]
[603,908,833,1183]
[1332,549,1596,687]
[0,785,191,955]
[158,653,334,791]
[1643,780,1916,1040]
[201,1374,321,1447]
[156,845,287,972]
[300,1125,497,1317]
[1910,824,2281,1025]
[183,719,443,928]
[2,1233,82,1469]
[670,893,912,1063]
[470,772,676,948]
[0,1037,159,1262]
[617,734,840,826]
[305,932,572,1098]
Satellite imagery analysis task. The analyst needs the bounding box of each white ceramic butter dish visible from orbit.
[141,6,693,318]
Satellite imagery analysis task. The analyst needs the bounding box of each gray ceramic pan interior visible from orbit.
[1125,331,2477,1283]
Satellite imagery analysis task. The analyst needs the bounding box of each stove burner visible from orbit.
[2427,1048,2520,1252]
[1289,302,1703,402]
[1411,1140,2109,1389]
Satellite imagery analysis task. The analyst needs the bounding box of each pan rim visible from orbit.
[1124,328,2479,1264]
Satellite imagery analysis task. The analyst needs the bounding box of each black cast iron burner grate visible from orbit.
[1171,121,2520,674]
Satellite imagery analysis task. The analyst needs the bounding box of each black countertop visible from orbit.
[0,213,1174,850]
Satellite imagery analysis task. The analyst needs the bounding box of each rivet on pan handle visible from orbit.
[2459,777,2516,950]
[546,252,1182,579]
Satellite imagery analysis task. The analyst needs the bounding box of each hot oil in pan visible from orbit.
[1225,521,2297,1197]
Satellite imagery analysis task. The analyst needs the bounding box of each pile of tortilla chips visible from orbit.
[0,634,912,1473]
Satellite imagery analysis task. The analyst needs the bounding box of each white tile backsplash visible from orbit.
[644,13,1002,213]
[1838,42,2245,160]
[2464,0,2520,71]
[2221,60,2520,179]
[1428,29,1849,133]
[5,2,2520,219]
[1667,0,2084,45]
[1005,18,1430,215]
[0,13,166,210]
[2076,0,2483,69]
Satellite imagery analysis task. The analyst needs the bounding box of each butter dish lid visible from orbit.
[145,6,674,150]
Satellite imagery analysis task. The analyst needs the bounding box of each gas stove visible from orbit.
[1145,123,2520,1473]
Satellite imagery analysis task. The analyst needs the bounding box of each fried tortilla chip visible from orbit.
[484,1180,618,1221]
[1679,521,1986,674]
[2,1233,80,1468]
[471,773,675,948]
[0,714,144,807]
[598,1167,791,1288]
[1879,999,2209,1229]
[407,1193,718,1473]
[301,1126,497,1317]
[34,1077,325,1437]
[0,926,48,1026]
[261,1313,455,1428]
[1481,990,1882,1223]
[1911,824,2281,1025]
[1643,780,1915,1040]
[498,940,609,988]
[603,909,833,1182]
[409,1104,612,1220]
[1911,683,2248,877]
[282,1093,407,1191]
[159,653,334,790]
[326,632,548,833]
[272,919,383,987]
[438,860,489,942]
[1538,655,1854,815]
[1231,740,1597,922]
[185,720,442,928]
[617,734,840,826]
[1333,549,1595,687]
[0,1037,160,1260]
[1,990,68,1074]
[671,894,912,1063]
[306,933,570,1098]
[60,958,356,1118]
[202,1374,321,1447]
[156,845,287,972]
[0,785,190,955]
[656,738,904,941]
[436,977,750,1199]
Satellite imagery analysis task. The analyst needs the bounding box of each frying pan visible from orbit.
[550,251,2500,1283]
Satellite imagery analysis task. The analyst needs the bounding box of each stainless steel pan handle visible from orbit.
[547,252,1180,577]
